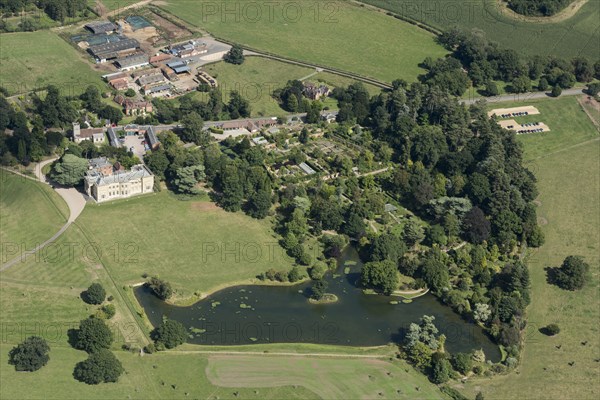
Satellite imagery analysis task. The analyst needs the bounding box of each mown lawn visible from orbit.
[0,345,318,400]
[360,0,600,59]
[488,96,599,161]
[76,191,296,300]
[460,97,600,399]
[158,0,447,82]
[0,172,68,262]
[0,31,106,96]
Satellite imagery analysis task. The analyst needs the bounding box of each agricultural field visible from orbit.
[0,172,68,262]
[458,96,600,399]
[359,0,600,59]
[0,31,106,96]
[158,0,447,83]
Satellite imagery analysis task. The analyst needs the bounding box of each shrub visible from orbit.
[288,266,305,282]
[309,262,327,280]
[451,352,473,375]
[73,349,123,384]
[151,320,188,349]
[274,271,289,282]
[541,323,560,336]
[8,336,50,372]
[551,85,562,97]
[101,304,116,319]
[145,277,173,300]
[144,343,156,354]
[84,283,106,305]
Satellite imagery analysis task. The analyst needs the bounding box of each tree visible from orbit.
[75,318,113,353]
[511,76,531,93]
[227,90,251,118]
[551,84,562,97]
[485,81,499,96]
[451,352,473,375]
[172,165,205,195]
[406,341,432,370]
[180,113,209,145]
[144,150,170,180]
[419,250,450,294]
[220,164,244,211]
[430,354,451,384]
[151,320,188,349]
[145,277,173,300]
[51,154,88,186]
[586,82,600,97]
[361,260,399,295]
[311,280,328,300]
[288,266,306,282]
[84,283,106,305]
[538,77,549,91]
[462,207,490,244]
[343,211,366,238]
[98,105,123,124]
[125,88,136,97]
[309,262,328,280]
[369,233,407,263]
[403,220,425,246]
[73,349,123,384]
[246,187,271,219]
[223,44,245,65]
[8,336,50,372]
[551,255,589,290]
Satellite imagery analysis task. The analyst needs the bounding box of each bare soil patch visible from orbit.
[489,106,541,118]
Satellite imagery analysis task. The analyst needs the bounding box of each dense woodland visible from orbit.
[506,0,575,16]
[0,0,89,31]
[425,28,600,96]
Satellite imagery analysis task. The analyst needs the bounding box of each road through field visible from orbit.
[0,159,86,271]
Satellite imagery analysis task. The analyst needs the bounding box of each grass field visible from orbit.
[359,0,600,59]
[0,31,106,96]
[200,57,382,117]
[158,0,447,83]
[489,96,599,161]
[206,354,443,399]
[0,172,68,262]
[0,346,319,400]
[457,96,600,399]
[75,191,296,300]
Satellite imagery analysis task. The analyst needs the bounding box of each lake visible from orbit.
[135,246,501,361]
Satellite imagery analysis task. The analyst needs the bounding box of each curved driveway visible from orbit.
[1,158,87,271]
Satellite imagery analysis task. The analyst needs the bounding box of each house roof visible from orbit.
[86,165,153,187]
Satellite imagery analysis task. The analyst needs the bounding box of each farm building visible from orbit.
[150,53,172,64]
[168,40,208,58]
[166,61,191,74]
[72,123,105,145]
[115,53,149,71]
[85,21,117,35]
[146,126,160,150]
[145,84,171,96]
[137,73,166,87]
[89,38,140,63]
[85,160,154,203]
[109,78,130,90]
[106,127,121,147]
